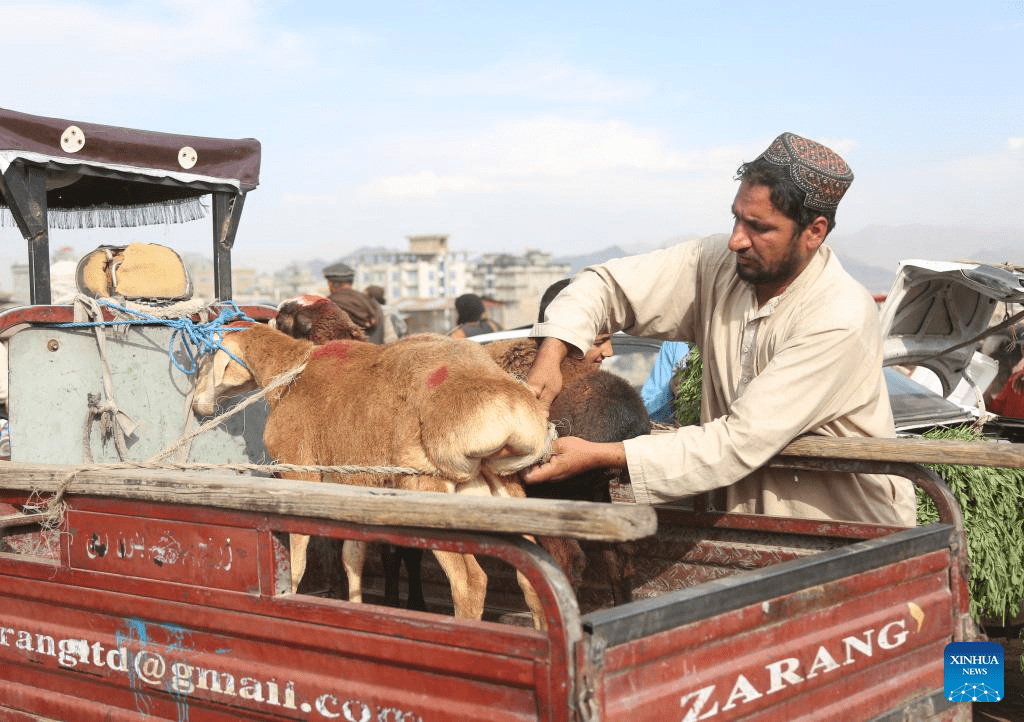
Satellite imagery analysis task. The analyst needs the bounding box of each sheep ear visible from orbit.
[216,336,254,389]
[192,349,235,417]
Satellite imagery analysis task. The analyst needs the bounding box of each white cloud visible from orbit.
[361,116,741,200]
[820,137,858,157]
[1009,137,1024,151]
[337,117,746,257]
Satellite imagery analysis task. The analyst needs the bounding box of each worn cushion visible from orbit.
[76,243,192,300]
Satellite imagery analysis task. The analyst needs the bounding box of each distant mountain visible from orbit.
[553,245,632,275]
[829,225,1023,274]
[964,245,1023,267]
[833,253,896,295]
[302,247,398,277]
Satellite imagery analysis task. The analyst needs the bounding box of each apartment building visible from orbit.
[348,234,472,305]
[472,248,571,329]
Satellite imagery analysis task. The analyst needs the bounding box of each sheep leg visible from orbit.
[342,540,368,603]
[289,533,310,593]
[401,546,427,611]
[603,544,634,606]
[517,535,548,631]
[479,469,551,629]
[431,550,487,620]
[538,536,586,591]
[381,545,427,611]
[381,544,402,607]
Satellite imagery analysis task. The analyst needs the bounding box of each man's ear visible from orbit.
[803,215,829,251]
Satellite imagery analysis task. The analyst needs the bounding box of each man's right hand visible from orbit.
[526,337,570,406]
[522,437,627,484]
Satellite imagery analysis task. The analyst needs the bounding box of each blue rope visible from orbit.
[54,300,254,375]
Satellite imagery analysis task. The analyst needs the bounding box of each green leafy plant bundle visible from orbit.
[917,426,1024,629]
[670,346,702,427]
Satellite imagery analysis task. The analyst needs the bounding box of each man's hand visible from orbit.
[526,337,570,406]
[522,437,627,484]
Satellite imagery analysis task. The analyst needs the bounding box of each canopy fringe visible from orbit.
[0,197,207,230]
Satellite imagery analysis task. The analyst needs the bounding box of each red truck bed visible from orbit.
[0,449,980,722]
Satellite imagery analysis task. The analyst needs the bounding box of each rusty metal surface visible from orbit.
[65,509,263,592]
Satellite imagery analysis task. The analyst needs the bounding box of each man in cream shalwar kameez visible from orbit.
[524,133,916,527]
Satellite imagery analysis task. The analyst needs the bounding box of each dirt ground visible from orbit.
[973,626,1023,722]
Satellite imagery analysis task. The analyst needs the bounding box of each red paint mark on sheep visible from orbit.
[312,340,353,362]
[427,366,448,389]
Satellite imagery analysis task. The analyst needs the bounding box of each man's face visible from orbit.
[584,332,614,368]
[728,182,820,300]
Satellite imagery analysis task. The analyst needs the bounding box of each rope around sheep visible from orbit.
[34,353,437,530]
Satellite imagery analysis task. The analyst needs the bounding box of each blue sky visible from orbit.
[1,0,1021,277]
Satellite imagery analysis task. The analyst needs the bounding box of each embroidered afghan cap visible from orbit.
[756,132,854,211]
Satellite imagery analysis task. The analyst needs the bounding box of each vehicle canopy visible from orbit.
[0,106,261,303]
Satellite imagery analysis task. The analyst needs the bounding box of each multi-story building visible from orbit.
[345,234,472,332]
[347,234,471,304]
[346,237,571,331]
[181,253,272,304]
[471,248,571,329]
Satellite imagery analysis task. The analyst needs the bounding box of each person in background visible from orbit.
[525,131,915,527]
[539,278,613,371]
[365,285,407,343]
[448,293,501,339]
[323,262,384,344]
[639,340,690,423]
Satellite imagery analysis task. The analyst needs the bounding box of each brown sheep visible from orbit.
[483,337,596,385]
[474,338,650,605]
[192,324,553,626]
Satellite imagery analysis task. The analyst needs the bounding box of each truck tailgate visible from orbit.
[583,523,967,721]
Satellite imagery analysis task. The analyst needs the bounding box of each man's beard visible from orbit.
[734,231,803,286]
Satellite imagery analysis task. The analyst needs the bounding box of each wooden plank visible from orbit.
[0,512,46,529]
[0,463,657,542]
[780,435,1024,468]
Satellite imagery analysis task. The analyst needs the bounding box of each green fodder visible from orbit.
[918,426,1024,632]
[671,346,702,427]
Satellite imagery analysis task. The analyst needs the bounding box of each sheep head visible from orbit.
[272,294,366,344]
[192,330,257,417]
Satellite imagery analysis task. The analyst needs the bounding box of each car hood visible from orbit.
[879,259,1024,398]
